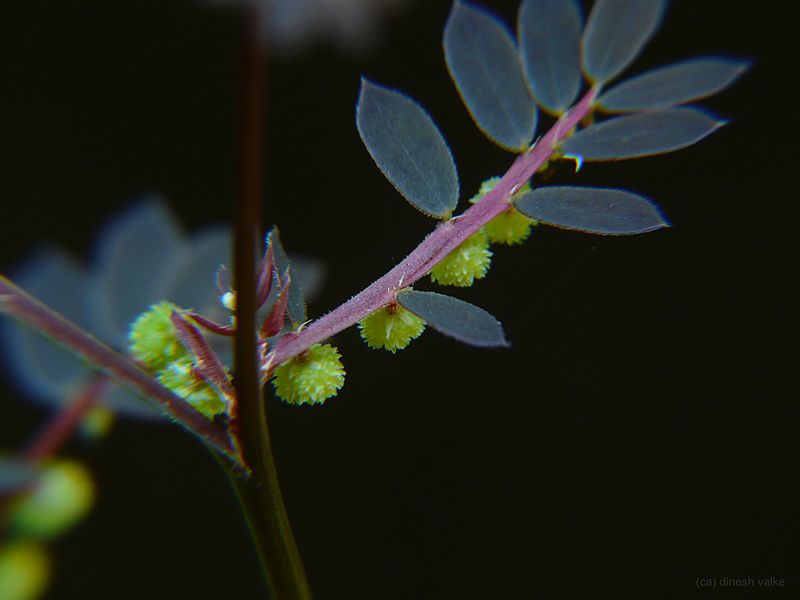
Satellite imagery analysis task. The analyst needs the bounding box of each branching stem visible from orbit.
[269,86,598,369]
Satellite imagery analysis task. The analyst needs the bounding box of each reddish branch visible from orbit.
[267,86,599,370]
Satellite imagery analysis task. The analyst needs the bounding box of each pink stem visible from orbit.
[268,86,598,370]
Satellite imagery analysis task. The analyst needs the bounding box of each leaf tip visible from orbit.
[358,75,374,90]
[730,56,754,75]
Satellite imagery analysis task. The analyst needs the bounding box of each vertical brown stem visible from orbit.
[228,7,312,599]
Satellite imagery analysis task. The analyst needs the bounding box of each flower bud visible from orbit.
[469,176,536,245]
[358,302,425,352]
[272,344,345,405]
[128,301,185,371]
[158,358,227,419]
[430,231,492,287]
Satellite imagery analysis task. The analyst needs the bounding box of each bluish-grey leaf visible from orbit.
[597,57,751,112]
[397,290,508,348]
[265,227,307,325]
[560,107,725,161]
[582,0,666,83]
[518,0,583,114]
[0,247,91,405]
[0,457,40,493]
[356,79,459,219]
[444,1,537,151]
[88,198,187,348]
[515,186,669,235]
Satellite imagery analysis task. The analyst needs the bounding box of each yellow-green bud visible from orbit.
[469,176,536,245]
[9,460,95,540]
[158,358,227,419]
[78,406,115,441]
[483,209,536,245]
[128,301,185,371]
[358,303,425,352]
[473,176,503,197]
[272,344,345,406]
[430,231,492,287]
[0,541,51,600]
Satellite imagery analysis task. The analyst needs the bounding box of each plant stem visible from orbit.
[268,86,599,368]
[225,430,312,600]
[227,7,312,599]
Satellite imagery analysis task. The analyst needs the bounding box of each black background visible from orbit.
[0,1,794,598]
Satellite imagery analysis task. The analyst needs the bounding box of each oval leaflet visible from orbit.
[356,79,459,219]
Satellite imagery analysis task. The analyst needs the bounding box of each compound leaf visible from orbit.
[597,56,751,112]
[560,107,724,161]
[356,78,459,219]
[397,289,508,348]
[515,186,669,235]
[582,0,666,83]
[444,0,537,151]
[518,0,583,114]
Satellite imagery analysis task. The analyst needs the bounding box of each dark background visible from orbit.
[1,1,793,598]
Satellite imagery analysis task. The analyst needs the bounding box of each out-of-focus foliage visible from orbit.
[0,541,50,600]
[8,460,95,540]
[0,199,325,421]
[200,0,411,53]
[0,198,230,421]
